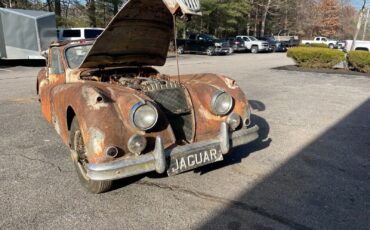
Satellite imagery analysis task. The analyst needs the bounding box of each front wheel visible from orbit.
[251,46,258,54]
[70,117,112,193]
[328,43,334,49]
[206,47,215,56]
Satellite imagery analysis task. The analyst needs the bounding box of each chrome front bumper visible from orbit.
[85,123,259,181]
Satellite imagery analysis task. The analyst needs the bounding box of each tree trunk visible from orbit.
[55,0,61,16]
[284,0,288,30]
[46,0,53,12]
[254,5,258,37]
[112,0,119,15]
[88,0,97,27]
[351,1,367,50]
[362,8,369,40]
[247,0,254,36]
[260,0,272,37]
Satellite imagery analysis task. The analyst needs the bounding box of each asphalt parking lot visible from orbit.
[0,53,369,230]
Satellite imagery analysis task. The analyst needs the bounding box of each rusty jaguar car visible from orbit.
[37,0,259,193]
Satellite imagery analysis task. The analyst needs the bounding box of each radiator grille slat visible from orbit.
[143,82,194,142]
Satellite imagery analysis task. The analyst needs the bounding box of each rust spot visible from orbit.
[81,86,109,110]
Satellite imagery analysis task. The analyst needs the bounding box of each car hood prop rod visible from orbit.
[173,15,181,83]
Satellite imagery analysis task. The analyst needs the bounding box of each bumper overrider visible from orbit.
[85,122,259,181]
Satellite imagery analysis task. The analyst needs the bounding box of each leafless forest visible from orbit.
[0,0,364,39]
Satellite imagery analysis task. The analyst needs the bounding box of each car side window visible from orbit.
[315,37,320,41]
[322,38,327,41]
[49,48,64,75]
[63,29,81,38]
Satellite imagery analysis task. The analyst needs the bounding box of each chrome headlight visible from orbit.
[211,91,234,116]
[130,102,158,131]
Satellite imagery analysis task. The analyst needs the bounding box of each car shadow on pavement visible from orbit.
[0,59,46,68]
[198,99,370,230]
[194,113,271,175]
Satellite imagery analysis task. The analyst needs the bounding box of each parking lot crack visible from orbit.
[2,153,70,173]
[136,180,312,230]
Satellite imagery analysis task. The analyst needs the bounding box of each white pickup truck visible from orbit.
[343,40,370,52]
[301,36,338,48]
[236,35,270,53]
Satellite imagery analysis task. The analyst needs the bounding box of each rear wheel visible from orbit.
[177,46,184,54]
[70,117,112,193]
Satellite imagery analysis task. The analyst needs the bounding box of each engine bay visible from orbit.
[79,67,178,91]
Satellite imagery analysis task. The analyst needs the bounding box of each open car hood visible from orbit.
[80,0,201,68]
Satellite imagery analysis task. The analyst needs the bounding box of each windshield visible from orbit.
[65,45,92,69]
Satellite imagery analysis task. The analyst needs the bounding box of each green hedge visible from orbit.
[299,43,329,48]
[287,47,345,68]
[347,51,370,73]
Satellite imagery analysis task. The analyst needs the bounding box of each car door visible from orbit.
[39,47,66,123]
[185,34,197,52]
[198,34,210,52]
[243,37,251,49]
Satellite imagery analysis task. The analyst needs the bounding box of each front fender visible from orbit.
[51,82,175,164]
[174,74,250,142]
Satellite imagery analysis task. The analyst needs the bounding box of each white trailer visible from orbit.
[0,8,57,60]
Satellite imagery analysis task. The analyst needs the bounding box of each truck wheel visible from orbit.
[206,47,215,56]
[177,46,184,54]
[70,117,112,194]
[329,43,334,49]
[251,46,258,54]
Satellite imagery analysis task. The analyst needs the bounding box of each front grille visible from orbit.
[142,82,194,142]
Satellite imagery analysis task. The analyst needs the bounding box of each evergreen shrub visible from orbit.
[287,47,345,68]
[347,51,370,73]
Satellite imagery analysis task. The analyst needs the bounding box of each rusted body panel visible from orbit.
[36,0,258,192]
[48,82,177,164]
[177,74,249,141]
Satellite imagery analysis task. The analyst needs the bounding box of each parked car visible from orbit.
[235,35,270,53]
[273,29,300,47]
[258,36,287,52]
[36,0,259,193]
[57,27,104,41]
[343,40,370,52]
[301,36,338,48]
[177,33,232,55]
[338,40,346,50]
[223,37,247,52]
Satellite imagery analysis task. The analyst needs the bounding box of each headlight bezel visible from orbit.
[211,90,234,116]
[129,101,158,131]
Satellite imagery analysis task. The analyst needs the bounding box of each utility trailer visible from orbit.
[0,8,57,60]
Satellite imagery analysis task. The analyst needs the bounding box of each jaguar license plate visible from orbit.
[167,145,223,176]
